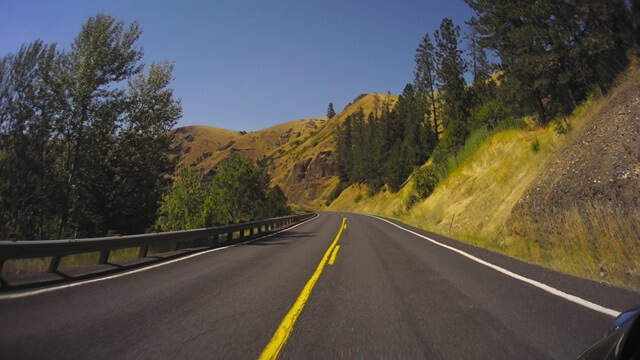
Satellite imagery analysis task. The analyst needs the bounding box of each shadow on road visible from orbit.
[243,231,318,246]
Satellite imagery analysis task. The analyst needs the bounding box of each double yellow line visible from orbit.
[259,217,347,360]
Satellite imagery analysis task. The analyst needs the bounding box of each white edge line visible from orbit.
[0,214,320,300]
[365,214,621,318]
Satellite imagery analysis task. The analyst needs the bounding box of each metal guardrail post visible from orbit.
[138,245,149,258]
[99,250,110,264]
[49,256,61,273]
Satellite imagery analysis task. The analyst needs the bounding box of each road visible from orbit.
[0,212,638,359]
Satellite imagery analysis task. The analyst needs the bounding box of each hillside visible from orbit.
[327,62,640,290]
[169,93,396,209]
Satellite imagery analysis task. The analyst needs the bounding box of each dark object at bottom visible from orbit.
[577,306,640,360]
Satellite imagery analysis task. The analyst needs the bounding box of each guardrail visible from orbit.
[0,213,315,286]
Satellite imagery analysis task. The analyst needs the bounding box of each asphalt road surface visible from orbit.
[1,212,638,359]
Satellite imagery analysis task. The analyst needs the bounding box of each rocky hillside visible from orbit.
[508,63,640,253]
[168,93,395,209]
[326,62,640,289]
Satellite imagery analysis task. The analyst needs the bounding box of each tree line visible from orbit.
[0,15,181,239]
[156,154,290,231]
[330,0,639,203]
[0,14,291,239]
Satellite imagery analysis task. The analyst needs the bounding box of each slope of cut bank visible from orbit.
[328,62,640,290]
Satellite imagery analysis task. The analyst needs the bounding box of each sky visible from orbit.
[1,0,475,131]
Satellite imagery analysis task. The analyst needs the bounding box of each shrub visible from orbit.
[554,117,573,135]
[472,100,508,130]
[354,193,363,203]
[325,181,347,206]
[531,138,540,153]
[413,166,439,199]
[405,192,419,210]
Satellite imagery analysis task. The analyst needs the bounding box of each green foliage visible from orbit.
[435,18,469,127]
[471,100,507,130]
[432,126,493,181]
[467,0,635,122]
[414,33,440,137]
[354,193,364,203]
[413,166,439,199]
[203,154,270,225]
[404,192,419,210]
[0,14,180,239]
[265,185,292,218]
[325,181,347,206]
[531,138,540,153]
[327,102,336,119]
[553,118,573,135]
[334,88,436,194]
[159,155,291,230]
[156,167,206,231]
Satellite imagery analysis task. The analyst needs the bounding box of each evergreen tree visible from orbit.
[414,33,440,138]
[466,0,635,122]
[334,115,352,183]
[465,18,494,107]
[327,102,336,119]
[434,18,469,129]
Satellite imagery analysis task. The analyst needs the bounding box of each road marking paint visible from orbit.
[328,245,341,265]
[0,214,320,301]
[366,214,622,318]
[259,217,347,360]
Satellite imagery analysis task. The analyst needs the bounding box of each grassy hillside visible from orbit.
[328,63,640,290]
[169,93,396,209]
[168,125,242,170]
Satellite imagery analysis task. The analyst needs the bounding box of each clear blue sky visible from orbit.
[1,0,475,131]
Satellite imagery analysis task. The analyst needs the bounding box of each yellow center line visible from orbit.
[258,217,347,360]
[328,245,341,265]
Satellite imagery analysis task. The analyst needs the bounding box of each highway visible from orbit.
[0,212,638,359]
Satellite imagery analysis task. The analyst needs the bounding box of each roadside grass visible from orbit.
[508,204,640,288]
[328,68,640,290]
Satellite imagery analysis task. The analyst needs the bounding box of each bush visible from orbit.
[354,193,363,203]
[472,100,508,130]
[325,181,347,206]
[531,138,540,153]
[554,117,573,135]
[413,166,439,199]
[405,192,419,210]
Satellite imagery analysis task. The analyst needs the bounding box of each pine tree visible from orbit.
[414,33,440,138]
[434,18,469,129]
[465,18,494,107]
[466,0,635,122]
[334,115,352,183]
[327,102,336,119]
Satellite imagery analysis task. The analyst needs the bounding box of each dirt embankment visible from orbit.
[508,68,640,281]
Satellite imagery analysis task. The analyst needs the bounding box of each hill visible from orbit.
[327,62,640,290]
[168,93,396,209]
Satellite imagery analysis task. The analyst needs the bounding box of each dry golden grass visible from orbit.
[328,66,640,290]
